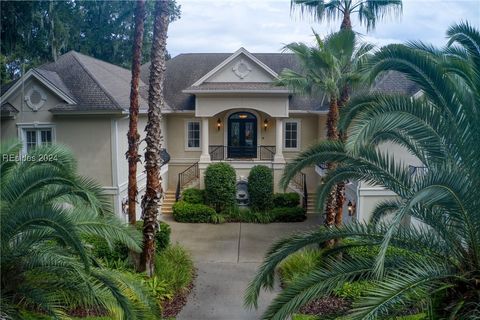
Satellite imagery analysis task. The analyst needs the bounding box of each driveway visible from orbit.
[162,214,322,320]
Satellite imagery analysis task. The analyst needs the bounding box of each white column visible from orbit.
[199,117,211,163]
[274,118,285,163]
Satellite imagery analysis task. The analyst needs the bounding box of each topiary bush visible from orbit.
[204,163,236,212]
[172,201,216,223]
[182,188,205,204]
[273,192,300,208]
[248,165,274,212]
[271,206,306,222]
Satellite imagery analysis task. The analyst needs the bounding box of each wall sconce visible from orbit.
[263,118,269,131]
[347,200,356,217]
[217,118,222,131]
[122,198,129,215]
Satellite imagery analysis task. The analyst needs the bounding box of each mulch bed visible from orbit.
[299,296,351,318]
[67,307,108,317]
[161,270,197,318]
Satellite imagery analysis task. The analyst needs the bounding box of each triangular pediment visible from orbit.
[192,48,278,86]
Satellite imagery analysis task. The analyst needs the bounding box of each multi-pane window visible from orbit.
[284,121,299,149]
[186,121,200,149]
[23,128,53,152]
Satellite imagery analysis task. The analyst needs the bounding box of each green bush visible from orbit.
[278,249,322,287]
[204,163,236,212]
[273,192,300,208]
[155,245,194,293]
[135,221,171,253]
[343,239,413,261]
[248,165,274,211]
[333,280,376,301]
[271,206,306,222]
[172,201,216,223]
[83,235,129,262]
[210,213,226,224]
[182,188,205,204]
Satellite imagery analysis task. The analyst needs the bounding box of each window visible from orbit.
[21,127,53,153]
[185,120,200,150]
[284,120,300,150]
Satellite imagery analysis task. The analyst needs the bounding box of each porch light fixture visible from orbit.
[347,200,355,216]
[239,114,248,119]
[263,118,269,131]
[217,118,222,131]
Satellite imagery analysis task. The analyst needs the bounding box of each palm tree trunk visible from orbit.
[139,0,170,277]
[332,85,350,228]
[127,0,146,226]
[340,10,352,30]
[324,96,339,232]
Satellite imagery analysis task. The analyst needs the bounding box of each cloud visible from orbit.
[167,0,480,56]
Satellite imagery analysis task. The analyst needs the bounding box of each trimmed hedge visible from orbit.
[248,165,274,212]
[182,188,205,204]
[273,192,300,208]
[271,206,306,222]
[172,201,216,223]
[204,163,236,212]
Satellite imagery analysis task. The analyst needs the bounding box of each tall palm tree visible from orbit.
[140,0,173,276]
[0,142,158,319]
[291,0,402,31]
[277,30,372,229]
[127,0,146,226]
[245,22,480,319]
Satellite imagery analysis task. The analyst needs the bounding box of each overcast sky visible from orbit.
[167,0,480,56]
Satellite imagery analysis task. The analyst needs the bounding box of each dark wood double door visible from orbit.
[228,112,257,158]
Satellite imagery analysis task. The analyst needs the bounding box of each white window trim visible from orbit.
[283,119,301,151]
[17,123,56,155]
[184,119,201,151]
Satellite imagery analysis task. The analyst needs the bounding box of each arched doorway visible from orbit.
[228,112,257,158]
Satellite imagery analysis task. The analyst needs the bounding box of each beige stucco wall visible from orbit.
[196,94,289,117]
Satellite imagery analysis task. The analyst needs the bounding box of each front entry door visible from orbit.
[228,112,257,158]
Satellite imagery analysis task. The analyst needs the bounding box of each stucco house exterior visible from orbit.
[0,48,421,222]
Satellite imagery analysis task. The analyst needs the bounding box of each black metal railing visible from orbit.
[175,162,199,201]
[409,165,428,177]
[290,171,308,211]
[208,145,276,161]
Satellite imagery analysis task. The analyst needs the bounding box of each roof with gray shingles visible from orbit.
[141,52,419,112]
[2,51,419,114]
[37,51,148,112]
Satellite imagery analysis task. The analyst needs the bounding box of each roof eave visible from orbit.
[50,109,125,115]
[182,89,290,94]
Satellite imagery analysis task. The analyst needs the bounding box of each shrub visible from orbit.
[172,201,215,223]
[83,235,129,262]
[273,192,300,208]
[210,213,226,224]
[271,206,306,222]
[155,245,194,293]
[248,165,274,211]
[278,249,322,287]
[204,163,236,212]
[182,188,205,204]
[343,239,413,261]
[333,281,376,301]
[135,221,171,253]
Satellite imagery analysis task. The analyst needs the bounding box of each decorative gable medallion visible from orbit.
[25,85,47,111]
[232,59,252,79]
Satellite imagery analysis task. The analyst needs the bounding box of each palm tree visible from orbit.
[291,0,403,31]
[140,0,173,276]
[127,0,146,226]
[0,141,158,319]
[245,22,480,319]
[277,30,372,229]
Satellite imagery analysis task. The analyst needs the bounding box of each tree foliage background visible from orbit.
[0,0,180,85]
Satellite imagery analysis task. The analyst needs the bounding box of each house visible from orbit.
[0,48,421,222]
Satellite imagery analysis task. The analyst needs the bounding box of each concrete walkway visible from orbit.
[162,214,321,320]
